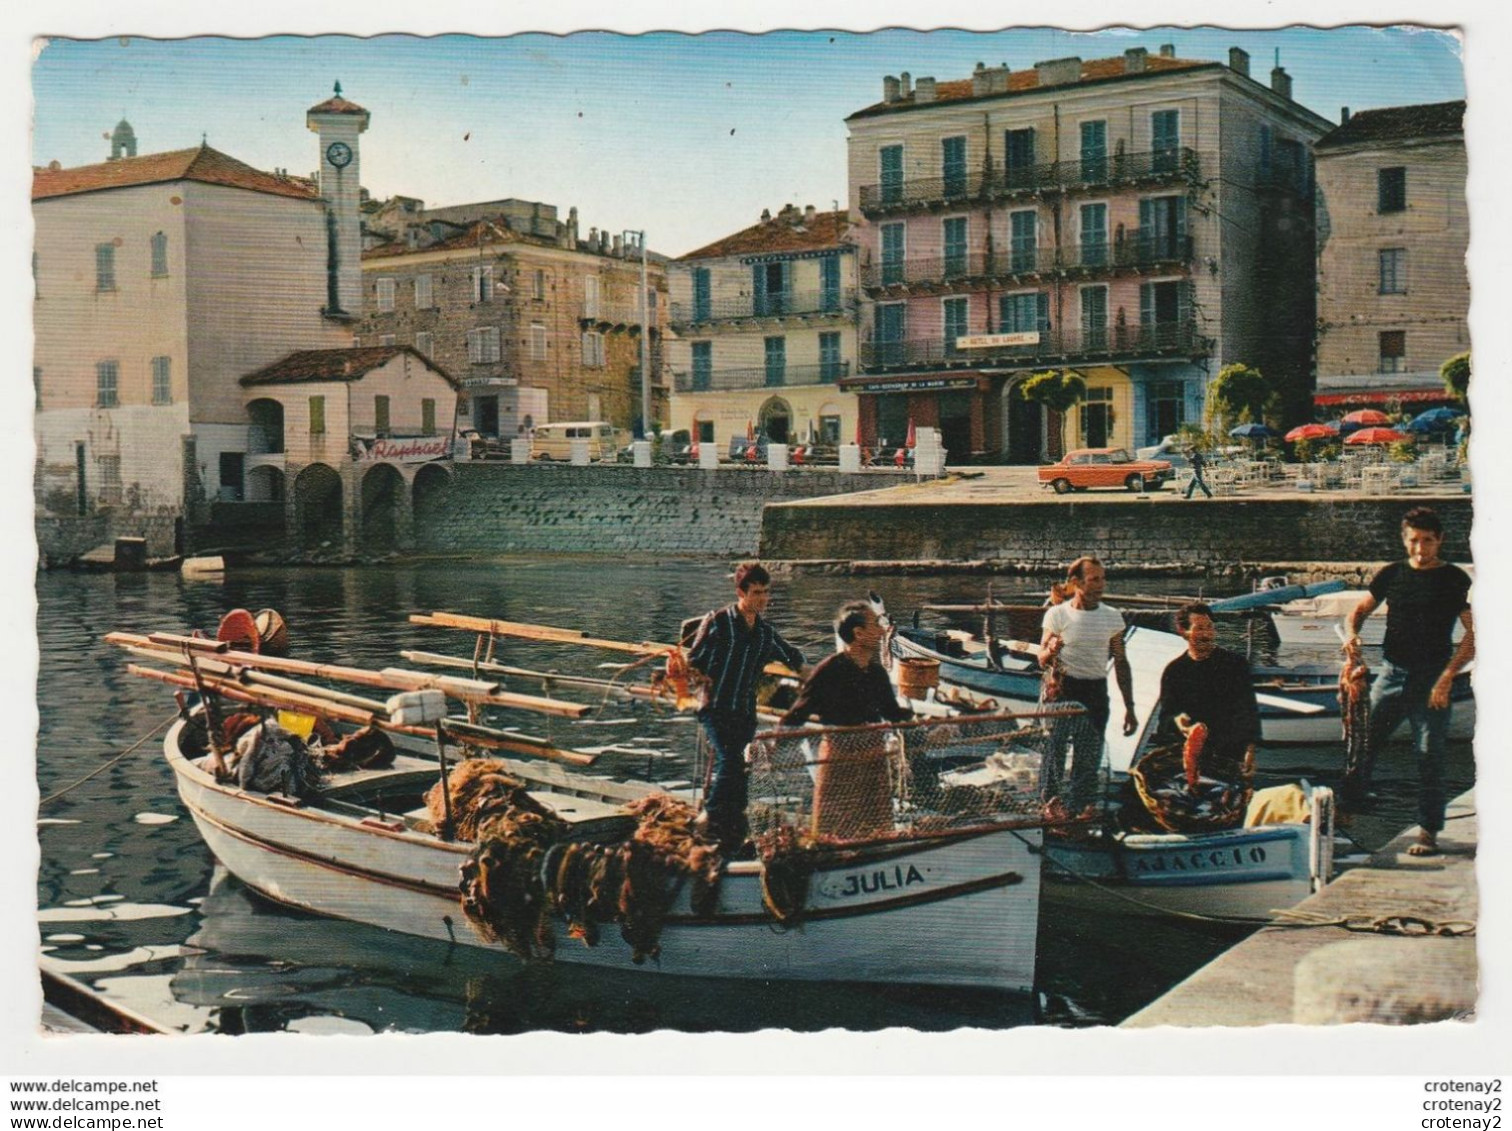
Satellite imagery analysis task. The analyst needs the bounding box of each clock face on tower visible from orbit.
[326,141,353,168]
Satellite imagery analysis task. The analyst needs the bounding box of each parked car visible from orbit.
[1037,447,1175,493]
[616,429,695,465]
[530,421,625,462]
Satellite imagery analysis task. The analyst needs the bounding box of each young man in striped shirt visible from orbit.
[688,563,807,851]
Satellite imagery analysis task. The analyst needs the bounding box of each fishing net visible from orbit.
[744,709,1066,848]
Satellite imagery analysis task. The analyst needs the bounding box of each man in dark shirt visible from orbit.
[780,601,911,839]
[1344,506,1474,855]
[1154,603,1261,783]
[1184,447,1213,499]
[687,562,806,850]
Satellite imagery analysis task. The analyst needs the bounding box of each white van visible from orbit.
[530,421,623,462]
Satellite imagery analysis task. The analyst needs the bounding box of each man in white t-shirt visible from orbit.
[1037,556,1137,812]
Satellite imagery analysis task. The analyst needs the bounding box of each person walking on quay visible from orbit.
[1037,556,1138,814]
[1342,506,1474,856]
[1184,446,1213,499]
[1154,603,1261,785]
[687,562,807,851]
[779,600,913,840]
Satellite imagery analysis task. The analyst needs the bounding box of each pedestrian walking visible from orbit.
[1184,447,1213,499]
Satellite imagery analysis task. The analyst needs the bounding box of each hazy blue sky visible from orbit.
[31,27,1464,257]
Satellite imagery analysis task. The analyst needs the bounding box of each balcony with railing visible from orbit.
[859,235,1192,291]
[580,300,660,328]
[858,319,1204,371]
[673,360,852,393]
[857,147,1201,215]
[669,289,856,328]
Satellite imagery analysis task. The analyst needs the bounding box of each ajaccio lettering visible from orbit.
[836,864,927,898]
[1129,845,1269,875]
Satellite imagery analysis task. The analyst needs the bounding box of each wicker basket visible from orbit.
[1129,744,1250,834]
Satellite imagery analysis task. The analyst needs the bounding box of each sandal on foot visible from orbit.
[1407,832,1440,857]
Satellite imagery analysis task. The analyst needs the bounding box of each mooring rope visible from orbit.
[38,710,181,808]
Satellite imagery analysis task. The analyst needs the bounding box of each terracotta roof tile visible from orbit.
[33,145,320,202]
[239,346,458,389]
[847,54,1214,119]
[362,218,530,260]
[679,209,852,261]
[1315,100,1464,150]
[307,95,369,116]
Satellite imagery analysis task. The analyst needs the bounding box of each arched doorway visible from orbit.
[758,396,793,443]
[412,462,452,547]
[245,465,285,503]
[292,463,343,546]
[247,398,285,455]
[360,463,405,550]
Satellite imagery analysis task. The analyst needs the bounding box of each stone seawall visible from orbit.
[759,495,1474,573]
[413,464,905,557]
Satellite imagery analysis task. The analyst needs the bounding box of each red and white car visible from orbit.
[1037,447,1176,494]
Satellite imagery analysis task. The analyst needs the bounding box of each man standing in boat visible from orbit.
[778,600,913,840]
[1154,603,1260,784]
[1037,556,1137,813]
[1343,506,1474,856]
[687,563,807,851]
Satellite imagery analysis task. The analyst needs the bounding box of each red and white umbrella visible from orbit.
[1342,408,1392,427]
[905,418,917,449]
[1344,427,1409,445]
[1285,423,1333,442]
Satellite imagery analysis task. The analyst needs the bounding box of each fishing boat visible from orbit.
[903,626,1341,922]
[118,617,1051,993]
[1249,662,1474,745]
[1266,581,1471,651]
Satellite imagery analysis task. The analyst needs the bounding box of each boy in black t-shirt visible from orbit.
[1344,507,1475,855]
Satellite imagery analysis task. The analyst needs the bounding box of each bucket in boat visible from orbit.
[255,608,289,655]
[897,657,941,699]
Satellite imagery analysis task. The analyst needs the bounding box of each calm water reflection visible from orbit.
[34,560,1473,1033]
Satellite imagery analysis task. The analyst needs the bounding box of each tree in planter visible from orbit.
[1440,351,1470,404]
[1205,362,1278,434]
[1017,369,1086,458]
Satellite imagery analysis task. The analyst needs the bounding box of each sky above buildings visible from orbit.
[30,25,1467,259]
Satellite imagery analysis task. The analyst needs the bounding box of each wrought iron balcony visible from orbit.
[670,289,856,326]
[858,147,1201,215]
[858,319,1203,370]
[580,301,659,327]
[673,360,852,393]
[860,235,1193,291]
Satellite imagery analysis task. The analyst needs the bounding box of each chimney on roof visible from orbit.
[1228,47,1250,77]
[883,75,900,102]
[566,206,579,249]
[1159,44,1176,58]
[972,62,988,96]
[612,233,623,257]
[1271,65,1292,100]
[991,64,1010,93]
[900,72,912,98]
[1124,48,1148,74]
[804,204,816,223]
[599,230,609,254]
[915,76,937,102]
[761,208,771,222]
[1035,57,1082,87]
[588,226,598,248]
[1341,106,1351,124]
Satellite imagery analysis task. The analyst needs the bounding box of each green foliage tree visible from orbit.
[1205,363,1277,432]
[1018,369,1087,457]
[1440,352,1470,403]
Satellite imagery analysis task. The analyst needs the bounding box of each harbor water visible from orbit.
[33,559,1475,1034]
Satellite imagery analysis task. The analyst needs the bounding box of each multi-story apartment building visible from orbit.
[1313,101,1468,410]
[32,89,369,555]
[666,205,859,450]
[844,45,1332,462]
[359,201,668,440]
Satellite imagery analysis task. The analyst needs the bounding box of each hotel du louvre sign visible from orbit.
[352,434,454,464]
[957,331,1040,349]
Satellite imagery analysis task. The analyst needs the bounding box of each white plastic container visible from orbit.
[385,689,447,726]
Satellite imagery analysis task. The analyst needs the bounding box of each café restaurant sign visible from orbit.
[354,435,453,464]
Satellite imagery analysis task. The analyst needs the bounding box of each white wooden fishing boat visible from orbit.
[161,718,1043,991]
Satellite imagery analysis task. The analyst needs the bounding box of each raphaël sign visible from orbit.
[354,435,453,463]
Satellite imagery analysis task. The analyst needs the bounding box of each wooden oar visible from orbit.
[126,664,598,766]
[410,611,801,678]
[107,632,590,719]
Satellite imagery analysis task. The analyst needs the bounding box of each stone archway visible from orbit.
[292,463,344,547]
[246,465,285,503]
[360,463,406,551]
[758,396,794,444]
[412,462,453,547]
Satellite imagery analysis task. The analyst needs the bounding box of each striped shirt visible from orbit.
[687,604,805,721]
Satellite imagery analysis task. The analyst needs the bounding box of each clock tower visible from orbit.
[306,82,370,320]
